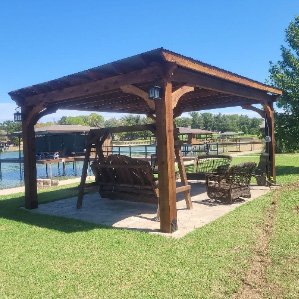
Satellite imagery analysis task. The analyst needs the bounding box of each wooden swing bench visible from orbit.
[77,124,192,212]
[91,154,159,204]
[90,154,192,204]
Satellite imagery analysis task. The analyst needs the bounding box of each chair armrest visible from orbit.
[205,173,226,183]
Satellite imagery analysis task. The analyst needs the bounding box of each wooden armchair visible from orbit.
[205,162,257,203]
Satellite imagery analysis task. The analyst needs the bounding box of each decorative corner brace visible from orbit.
[120,85,155,110]
[172,86,194,109]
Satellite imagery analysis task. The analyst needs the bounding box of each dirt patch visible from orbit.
[234,182,299,298]
[233,187,282,298]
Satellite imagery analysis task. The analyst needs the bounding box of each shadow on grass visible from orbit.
[0,188,113,234]
[276,165,299,176]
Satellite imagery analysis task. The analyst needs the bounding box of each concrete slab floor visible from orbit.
[31,180,274,238]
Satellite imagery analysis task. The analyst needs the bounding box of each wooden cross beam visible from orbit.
[24,65,165,106]
[172,68,277,103]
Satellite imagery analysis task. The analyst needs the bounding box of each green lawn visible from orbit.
[0,154,298,298]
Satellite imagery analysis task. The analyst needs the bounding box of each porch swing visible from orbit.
[76,124,192,213]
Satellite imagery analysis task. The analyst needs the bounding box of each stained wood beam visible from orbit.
[120,85,155,110]
[23,102,45,126]
[25,65,165,106]
[171,68,278,103]
[155,81,177,233]
[262,103,276,182]
[21,105,41,209]
[172,85,194,109]
[241,105,265,118]
[163,51,282,95]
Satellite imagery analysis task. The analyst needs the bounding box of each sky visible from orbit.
[0,0,298,123]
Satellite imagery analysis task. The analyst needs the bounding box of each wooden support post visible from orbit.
[77,145,92,208]
[263,103,276,182]
[174,131,192,209]
[22,114,38,209]
[49,163,52,179]
[63,159,66,174]
[155,81,178,233]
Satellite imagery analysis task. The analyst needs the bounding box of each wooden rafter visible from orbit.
[163,50,282,95]
[24,65,165,106]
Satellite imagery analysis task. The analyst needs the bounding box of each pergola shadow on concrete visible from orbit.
[9,48,281,233]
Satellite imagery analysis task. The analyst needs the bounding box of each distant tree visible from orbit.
[0,120,22,145]
[86,113,104,127]
[201,113,215,130]
[269,16,299,152]
[0,120,22,134]
[249,118,263,135]
[189,112,203,128]
[239,115,250,134]
[58,113,105,127]
[36,121,56,127]
[174,117,192,128]
[120,115,141,126]
[140,117,154,139]
[58,116,85,125]
[104,117,121,128]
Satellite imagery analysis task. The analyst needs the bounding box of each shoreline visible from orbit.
[3,146,21,152]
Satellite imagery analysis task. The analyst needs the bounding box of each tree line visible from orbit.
[50,112,263,141]
[0,112,263,144]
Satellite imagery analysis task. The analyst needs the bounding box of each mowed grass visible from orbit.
[0,154,298,298]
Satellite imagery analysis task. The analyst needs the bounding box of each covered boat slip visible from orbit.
[9,48,282,233]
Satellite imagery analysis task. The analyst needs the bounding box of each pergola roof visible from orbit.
[9,48,282,116]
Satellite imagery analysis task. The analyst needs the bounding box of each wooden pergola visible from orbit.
[9,48,282,233]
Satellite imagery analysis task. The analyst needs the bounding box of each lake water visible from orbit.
[0,150,89,190]
[0,144,208,190]
[0,146,157,190]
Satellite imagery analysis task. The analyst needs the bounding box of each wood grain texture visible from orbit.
[155,81,177,233]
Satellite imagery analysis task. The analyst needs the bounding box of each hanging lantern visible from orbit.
[148,85,162,100]
[14,107,24,122]
[265,136,271,143]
